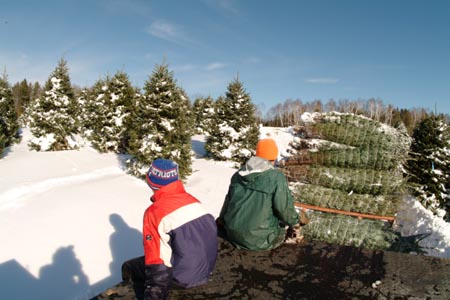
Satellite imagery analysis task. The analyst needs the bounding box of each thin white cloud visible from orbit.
[146,20,193,46]
[148,20,177,39]
[206,62,227,70]
[174,64,199,72]
[179,71,230,97]
[173,62,228,73]
[306,78,339,84]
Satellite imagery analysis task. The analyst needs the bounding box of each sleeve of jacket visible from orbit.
[272,171,299,226]
[144,264,172,300]
[143,209,173,300]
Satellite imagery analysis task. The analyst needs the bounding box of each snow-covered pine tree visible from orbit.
[127,63,194,179]
[205,78,260,164]
[19,82,42,127]
[192,96,215,134]
[82,71,137,153]
[28,58,79,151]
[76,87,92,135]
[407,114,450,220]
[0,72,19,153]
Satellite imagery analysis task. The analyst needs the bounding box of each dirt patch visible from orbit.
[92,237,450,300]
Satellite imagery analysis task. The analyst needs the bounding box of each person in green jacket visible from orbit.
[217,138,303,251]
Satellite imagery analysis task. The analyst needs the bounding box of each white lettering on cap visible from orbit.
[150,166,178,179]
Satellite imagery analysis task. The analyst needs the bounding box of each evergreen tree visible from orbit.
[30,81,43,102]
[76,87,92,135]
[28,58,79,151]
[192,96,215,134]
[11,79,31,117]
[83,71,137,153]
[127,63,194,179]
[407,114,450,220]
[20,81,44,127]
[205,78,260,164]
[0,72,19,153]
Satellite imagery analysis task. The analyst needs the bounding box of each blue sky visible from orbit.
[1,0,450,116]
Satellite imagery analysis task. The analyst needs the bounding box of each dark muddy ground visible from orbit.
[92,237,450,300]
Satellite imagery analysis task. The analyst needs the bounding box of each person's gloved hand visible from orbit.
[298,209,310,226]
[285,224,304,244]
[286,226,299,239]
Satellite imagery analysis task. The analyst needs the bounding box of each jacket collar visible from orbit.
[150,180,185,202]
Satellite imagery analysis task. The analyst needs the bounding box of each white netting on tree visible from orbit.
[282,112,411,249]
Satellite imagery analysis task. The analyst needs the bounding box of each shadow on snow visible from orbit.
[0,213,142,300]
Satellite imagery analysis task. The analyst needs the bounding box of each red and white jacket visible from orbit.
[143,180,217,300]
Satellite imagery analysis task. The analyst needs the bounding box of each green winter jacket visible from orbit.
[219,156,299,251]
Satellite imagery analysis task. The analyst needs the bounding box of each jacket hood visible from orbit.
[238,156,274,182]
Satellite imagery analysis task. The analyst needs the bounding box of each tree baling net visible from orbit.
[281,113,411,250]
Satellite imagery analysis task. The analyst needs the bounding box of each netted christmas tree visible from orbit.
[282,112,411,249]
[27,58,79,151]
[127,63,194,179]
[81,71,137,153]
[192,96,215,134]
[406,114,450,221]
[0,72,19,154]
[204,78,260,164]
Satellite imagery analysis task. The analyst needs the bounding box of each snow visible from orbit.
[394,196,450,258]
[1,127,450,300]
[30,133,56,151]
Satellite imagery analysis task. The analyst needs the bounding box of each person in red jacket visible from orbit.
[121,159,218,300]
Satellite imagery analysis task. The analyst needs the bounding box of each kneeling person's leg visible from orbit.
[122,256,145,283]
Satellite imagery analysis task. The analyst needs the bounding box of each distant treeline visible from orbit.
[260,98,448,135]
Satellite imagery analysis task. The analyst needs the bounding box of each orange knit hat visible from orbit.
[256,139,278,161]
